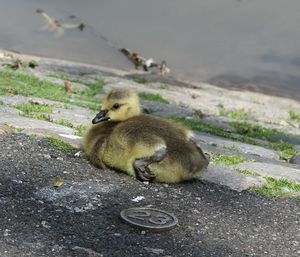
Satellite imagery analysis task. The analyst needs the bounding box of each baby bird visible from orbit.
[120,48,157,71]
[83,88,209,183]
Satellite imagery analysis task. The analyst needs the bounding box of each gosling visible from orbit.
[83,88,209,183]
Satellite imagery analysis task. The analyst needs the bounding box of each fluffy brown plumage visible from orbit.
[83,88,209,183]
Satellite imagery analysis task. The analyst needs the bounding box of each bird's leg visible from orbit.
[134,147,167,182]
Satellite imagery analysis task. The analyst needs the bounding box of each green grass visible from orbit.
[54,119,74,128]
[75,124,86,136]
[219,108,252,120]
[24,113,52,121]
[15,127,25,132]
[15,103,53,114]
[234,168,300,199]
[75,102,100,112]
[82,80,106,97]
[271,142,298,160]
[253,177,300,198]
[15,102,53,122]
[139,92,169,104]
[0,70,70,102]
[174,118,257,145]
[0,70,102,111]
[44,137,77,152]
[234,168,259,176]
[230,121,300,143]
[211,153,251,166]
[289,111,300,121]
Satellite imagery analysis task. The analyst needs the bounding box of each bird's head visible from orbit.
[92,88,141,124]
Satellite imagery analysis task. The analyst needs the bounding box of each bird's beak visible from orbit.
[92,109,110,124]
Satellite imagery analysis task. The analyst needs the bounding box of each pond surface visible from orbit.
[1,0,300,100]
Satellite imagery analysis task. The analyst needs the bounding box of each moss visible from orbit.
[139,92,169,104]
[44,137,77,152]
[289,111,300,121]
[253,177,300,198]
[211,153,251,166]
[54,119,74,128]
[219,108,252,120]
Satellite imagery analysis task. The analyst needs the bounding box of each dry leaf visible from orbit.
[64,80,74,93]
[53,178,64,188]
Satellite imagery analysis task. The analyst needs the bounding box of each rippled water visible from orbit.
[0,0,300,100]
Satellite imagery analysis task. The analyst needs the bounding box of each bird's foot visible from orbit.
[133,147,167,182]
[134,159,156,182]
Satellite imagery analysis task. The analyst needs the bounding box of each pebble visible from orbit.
[3,229,10,237]
[44,154,51,159]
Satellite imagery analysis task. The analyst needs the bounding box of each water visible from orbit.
[0,0,300,100]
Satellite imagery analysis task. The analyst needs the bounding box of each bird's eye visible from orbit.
[112,103,121,110]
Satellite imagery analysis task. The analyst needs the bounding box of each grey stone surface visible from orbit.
[289,155,300,165]
[0,105,20,115]
[201,116,236,133]
[0,112,74,135]
[141,100,194,119]
[0,111,82,147]
[0,95,59,106]
[52,106,94,127]
[201,165,266,192]
[195,133,280,160]
[235,162,300,183]
[271,134,300,145]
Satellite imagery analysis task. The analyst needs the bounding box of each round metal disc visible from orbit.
[120,207,178,231]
